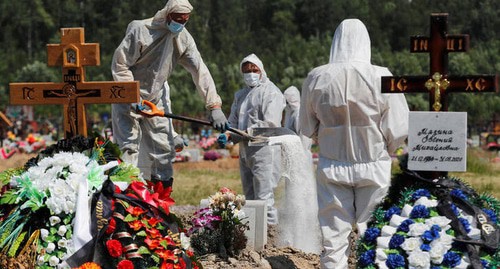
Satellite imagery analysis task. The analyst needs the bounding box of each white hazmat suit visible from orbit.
[300,19,409,268]
[228,54,285,224]
[111,0,223,181]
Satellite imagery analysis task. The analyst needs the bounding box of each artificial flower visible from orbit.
[106,239,123,258]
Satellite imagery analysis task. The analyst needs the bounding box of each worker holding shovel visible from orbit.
[111,0,228,184]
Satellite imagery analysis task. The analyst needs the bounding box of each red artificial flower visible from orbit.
[105,218,116,235]
[126,206,147,217]
[173,258,187,269]
[155,249,176,261]
[144,237,161,250]
[146,227,162,239]
[160,261,174,269]
[147,217,163,227]
[105,239,123,258]
[162,236,176,246]
[192,262,200,269]
[128,220,144,231]
[117,259,134,269]
[150,182,175,214]
[77,262,102,269]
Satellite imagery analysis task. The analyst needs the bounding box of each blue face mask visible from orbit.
[168,20,185,34]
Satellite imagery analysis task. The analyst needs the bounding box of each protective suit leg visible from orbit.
[111,103,142,167]
[140,114,175,181]
[317,170,355,269]
[240,143,279,224]
[239,148,255,200]
[354,160,391,235]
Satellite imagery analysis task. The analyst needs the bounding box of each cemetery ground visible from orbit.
[0,147,498,269]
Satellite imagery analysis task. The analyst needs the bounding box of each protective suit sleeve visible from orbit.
[378,69,409,153]
[111,21,143,82]
[176,34,222,110]
[380,93,409,153]
[299,72,320,138]
[227,92,241,128]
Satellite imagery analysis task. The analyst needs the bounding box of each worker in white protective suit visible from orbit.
[283,86,313,155]
[217,54,285,225]
[111,0,228,183]
[299,19,409,268]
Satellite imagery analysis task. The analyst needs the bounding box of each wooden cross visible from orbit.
[9,28,139,138]
[381,13,498,111]
[381,13,498,179]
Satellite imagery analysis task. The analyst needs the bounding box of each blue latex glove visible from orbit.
[217,133,228,149]
[209,108,229,132]
[174,135,188,152]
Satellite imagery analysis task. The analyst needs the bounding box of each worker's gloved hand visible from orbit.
[173,135,188,152]
[217,134,228,149]
[209,108,229,132]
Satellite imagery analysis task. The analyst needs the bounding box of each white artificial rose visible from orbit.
[376,236,391,249]
[46,242,56,253]
[375,248,387,261]
[389,214,407,227]
[49,216,61,226]
[37,255,46,265]
[401,237,422,252]
[40,229,50,242]
[49,255,60,266]
[58,238,68,248]
[414,197,438,208]
[438,232,454,246]
[425,216,451,229]
[408,223,429,236]
[180,232,191,249]
[408,249,431,269]
[381,225,397,236]
[57,225,68,236]
[401,204,414,217]
[468,227,481,240]
[429,241,448,264]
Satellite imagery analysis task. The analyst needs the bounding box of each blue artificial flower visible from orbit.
[385,206,402,221]
[410,205,430,219]
[397,219,415,233]
[450,189,468,201]
[482,208,498,224]
[358,249,376,267]
[389,234,405,249]
[386,253,405,269]
[420,243,431,251]
[450,204,459,216]
[421,230,439,243]
[363,227,380,244]
[442,251,461,267]
[481,258,491,269]
[431,267,442,269]
[458,217,471,233]
[412,189,431,201]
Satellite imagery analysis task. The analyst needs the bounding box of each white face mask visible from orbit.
[243,72,261,87]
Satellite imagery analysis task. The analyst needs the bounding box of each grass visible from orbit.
[171,149,500,206]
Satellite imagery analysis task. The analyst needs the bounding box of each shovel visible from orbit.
[137,100,266,143]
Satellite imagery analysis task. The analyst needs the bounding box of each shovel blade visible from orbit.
[248,127,296,146]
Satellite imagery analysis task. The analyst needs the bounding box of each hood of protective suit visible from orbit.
[240,53,269,84]
[152,0,193,28]
[329,19,371,64]
[284,86,300,110]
